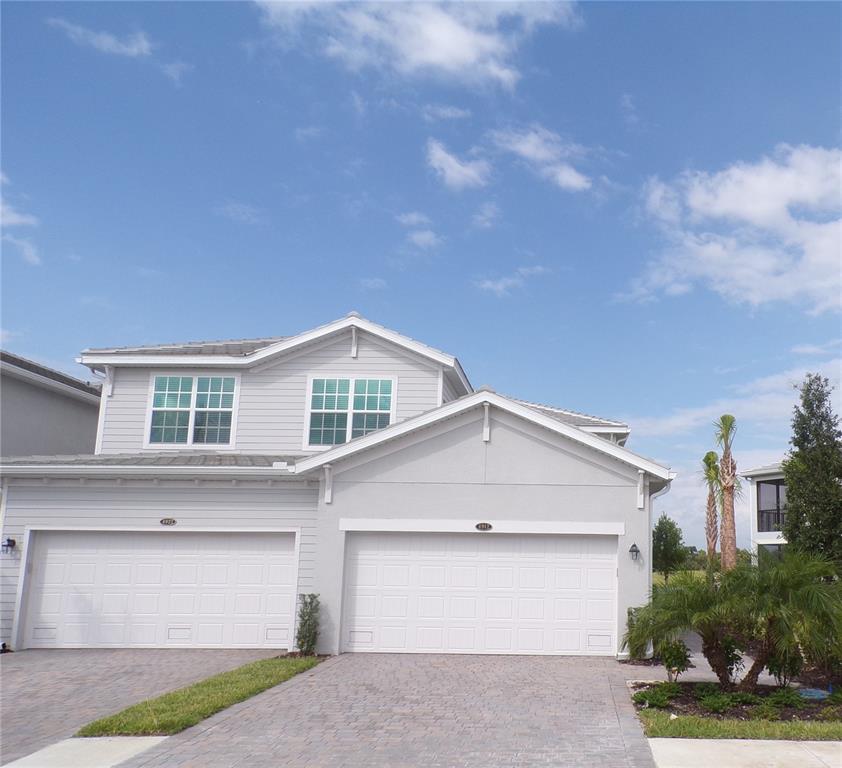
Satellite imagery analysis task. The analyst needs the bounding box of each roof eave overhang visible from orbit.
[295,391,673,480]
[0,465,296,479]
[1,363,101,405]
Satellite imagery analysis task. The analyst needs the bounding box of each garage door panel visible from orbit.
[24,531,297,649]
[343,532,617,656]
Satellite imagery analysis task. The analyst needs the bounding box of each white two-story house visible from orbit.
[0,314,673,657]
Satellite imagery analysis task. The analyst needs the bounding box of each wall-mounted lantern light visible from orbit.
[629,543,640,561]
[1,538,16,555]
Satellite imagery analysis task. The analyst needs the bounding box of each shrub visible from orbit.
[693,682,721,700]
[657,639,692,682]
[748,703,781,721]
[827,690,842,705]
[767,649,803,688]
[699,693,734,713]
[817,705,842,721]
[295,593,320,656]
[653,682,681,699]
[728,692,762,706]
[632,688,671,709]
[721,635,744,684]
[767,688,805,709]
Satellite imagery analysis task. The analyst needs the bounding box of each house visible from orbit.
[0,314,673,656]
[743,461,787,557]
[0,351,101,457]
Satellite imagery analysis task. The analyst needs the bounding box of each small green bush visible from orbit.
[747,703,781,721]
[728,692,762,706]
[653,682,681,699]
[721,636,744,683]
[699,693,734,714]
[767,688,805,709]
[633,688,671,709]
[295,593,320,656]
[767,649,803,688]
[827,690,842,705]
[657,639,692,682]
[693,682,721,700]
[817,705,842,722]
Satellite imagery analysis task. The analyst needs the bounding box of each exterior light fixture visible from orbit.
[629,543,640,561]
[1,538,16,554]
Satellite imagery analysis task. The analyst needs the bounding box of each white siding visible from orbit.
[97,329,442,454]
[0,479,318,645]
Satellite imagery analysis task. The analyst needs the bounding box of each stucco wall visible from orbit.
[0,375,99,456]
[312,407,653,655]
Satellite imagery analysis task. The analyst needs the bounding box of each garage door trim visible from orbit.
[339,518,625,536]
[11,525,302,650]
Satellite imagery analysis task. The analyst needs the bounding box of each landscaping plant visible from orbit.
[657,638,692,682]
[295,593,320,656]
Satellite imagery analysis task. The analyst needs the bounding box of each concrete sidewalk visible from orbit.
[649,738,841,768]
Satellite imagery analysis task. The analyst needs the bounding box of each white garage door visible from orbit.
[343,532,617,655]
[22,530,297,649]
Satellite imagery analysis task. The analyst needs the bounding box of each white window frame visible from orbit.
[302,373,398,451]
[143,371,241,450]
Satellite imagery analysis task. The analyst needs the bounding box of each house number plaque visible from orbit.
[475,522,493,531]
[160,518,177,526]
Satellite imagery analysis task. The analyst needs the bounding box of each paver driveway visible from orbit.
[119,654,655,768]
[0,648,278,765]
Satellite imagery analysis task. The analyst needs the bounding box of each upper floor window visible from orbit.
[308,376,393,447]
[149,375,236,446]
[757,479,787,532]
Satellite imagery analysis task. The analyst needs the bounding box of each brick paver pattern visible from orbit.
[0,648,278,765]
[119,654,655,768]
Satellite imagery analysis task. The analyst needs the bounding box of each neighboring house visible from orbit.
[0,351,101,457]
[743,461,787,557]
[0,314,673,656]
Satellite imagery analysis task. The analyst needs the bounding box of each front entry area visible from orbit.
[342,532,618,655]
[20,530,298,648]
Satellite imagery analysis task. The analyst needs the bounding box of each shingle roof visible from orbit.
[0,452,296,467]
[0,350,102,397]
[82,337,288,357]
[512,398,628,429]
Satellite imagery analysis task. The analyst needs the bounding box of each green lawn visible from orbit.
[77,655,321,737]
[640,710,842,740]
[652,570,705,587]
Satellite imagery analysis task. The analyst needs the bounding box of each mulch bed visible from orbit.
[630,681,838,722]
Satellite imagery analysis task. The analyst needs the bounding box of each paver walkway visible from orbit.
[0,648,277,765]
[119,654,655,768]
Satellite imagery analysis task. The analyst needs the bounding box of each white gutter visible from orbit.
[0,465,296,478]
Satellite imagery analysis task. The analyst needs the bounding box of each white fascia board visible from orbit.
[741,464,784,479]
[296,390,673,480]
[80,316,465,377]
[1,363,101,405]
[0,465,296,478]
[579,425,631,435]
[339,518,625,536]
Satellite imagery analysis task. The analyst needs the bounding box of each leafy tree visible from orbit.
[715,415,739,571]
[652,513,686,583]
[702,451,720,564]
[782,374,842,564]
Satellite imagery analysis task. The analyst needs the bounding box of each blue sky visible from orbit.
[2,2,840,546]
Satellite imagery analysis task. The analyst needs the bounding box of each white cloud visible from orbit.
[359,277,387,291]
[0,200,38,227]
[407,229,442,250]
[159,60,193,86]
[472,201,500,229]
[422,104,471,122]
[257,2,579,89]
[477,265,547,297]
[47,17,153,57]
[620,93,639,128]
[0,328,21,344]
[3,235,42,266]
[791,339,842,356]
[396,211,431,227]
[350,90,366,118]
[427,139,490,190]
[491,124,591,191]
[294,125,324,142]
[214,201,264,224]
[629,144,842,314]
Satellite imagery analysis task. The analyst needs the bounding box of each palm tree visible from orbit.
[702,451,720,569]
[715,415,738,571]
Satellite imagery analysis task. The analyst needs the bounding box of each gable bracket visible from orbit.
[324,464,333,504]
[482,403,491,442]
[350,326,358,358]
[637,470,645,509]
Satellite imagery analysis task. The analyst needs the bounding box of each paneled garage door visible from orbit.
[342,532,617,655]
[22,530,297,648]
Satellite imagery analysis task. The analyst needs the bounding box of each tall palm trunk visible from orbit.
[703,452,720,569]
[716,416,738,571]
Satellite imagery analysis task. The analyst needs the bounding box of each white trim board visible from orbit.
[339,518,625,535]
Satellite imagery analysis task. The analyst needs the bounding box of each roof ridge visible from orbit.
[511,396,628,427]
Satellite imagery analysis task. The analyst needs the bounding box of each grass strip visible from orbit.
[77,655,321,736]
[639,709,842,740]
